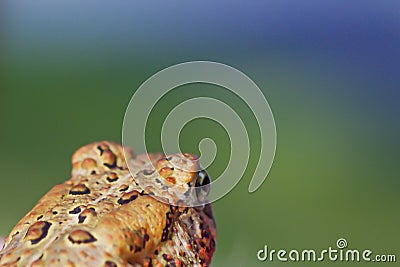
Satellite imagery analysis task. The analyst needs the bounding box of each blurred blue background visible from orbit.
[0,1,399,266]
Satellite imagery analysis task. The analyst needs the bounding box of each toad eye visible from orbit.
[195,170,211,203]
[195,170,211,187]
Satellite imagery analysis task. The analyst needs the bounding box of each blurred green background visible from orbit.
[0,1,399,266]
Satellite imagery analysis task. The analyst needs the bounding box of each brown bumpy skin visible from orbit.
[0,141,216,267]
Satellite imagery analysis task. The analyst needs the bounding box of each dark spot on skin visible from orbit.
[161,211,174,242]
[68,229,97,244]
[143,258,152,267]
[77,208,96,224]
[143,169,155,175]
[117,191,139,205]
[143,233,149,247]
[119,184,129,192]
[97,145,106,155]
[25,221,52,245]
[98,145,118,169]
[78,214,86,223]
[106,173,119,182]
[37,215,43,220]
[91,170,96,175]
[11,231,20,238]
[69,184,91,195]
[104,162,117,169]
[203,230,209,239]
[161,228,168,241]
[69,207,81,214]
[163,253,174,263]
[52,211,58,215]
[104,261,117,267]
[199,240,206,247]
[146,203,151,208]
[130,178,138,186]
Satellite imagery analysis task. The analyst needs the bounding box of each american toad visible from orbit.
[0,141,216,266]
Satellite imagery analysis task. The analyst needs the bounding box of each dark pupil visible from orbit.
[195,171,209,187]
